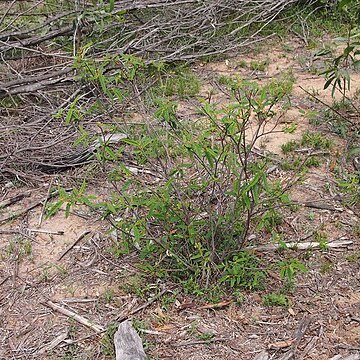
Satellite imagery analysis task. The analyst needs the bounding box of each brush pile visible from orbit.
[0,0,319,183]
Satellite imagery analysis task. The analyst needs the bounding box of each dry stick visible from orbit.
[0,67,72,89]
[0,74,74,98]
[58,230,91,261]
[114,288,169,323]
[0,10,77,41]
[297,201,342,212]
[248,239,353,252]
[44,300,104,333]
[0,24,74,52]
[0,191,31,210]
[174,338,228,347]
[299,85,355,126]
[0,188,72,225]
[38,178,54,226]
[0,0,16,27]
[0,0,42,33]
[27,228,64,235]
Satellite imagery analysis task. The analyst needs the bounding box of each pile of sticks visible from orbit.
[0,0,319,182]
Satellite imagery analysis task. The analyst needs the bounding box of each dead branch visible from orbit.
[0,188,72,225]
[0,0,321,184]
[0,191,31,210]
[0,67,73,96]
[44,300,104,333]
[248,239,353,252]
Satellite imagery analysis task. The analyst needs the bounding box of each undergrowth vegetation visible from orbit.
[41,0,359,297]
[48,74,304,293]
[2,2,360,360]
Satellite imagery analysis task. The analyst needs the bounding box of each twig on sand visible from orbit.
[58,230,92,261]
[44,300,104,333]
[0,191,31,210]
[38,178,54,226]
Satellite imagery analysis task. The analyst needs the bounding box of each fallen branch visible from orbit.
[0,191,31,210]
[248,239,353,252]
[0,24,74,53]
[0,188,72,225]
[44,300,104,333]
[0,73,74,98]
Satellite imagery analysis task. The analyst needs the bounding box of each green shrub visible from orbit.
[220,252,266,290]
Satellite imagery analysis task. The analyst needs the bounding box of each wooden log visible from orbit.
[114,320,146,360]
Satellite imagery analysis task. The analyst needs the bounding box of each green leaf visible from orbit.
[343,45,355,57]
[338,0,353,9]
[108,0,115,12]
[283,123,297,134]
[65,203,71,218]
[204,148,216,168]
[324,76,336,90]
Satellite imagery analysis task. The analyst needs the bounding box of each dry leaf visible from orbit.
[178,302,197,311]
[268,339,294,349]
[153,324,174,332]
[288,308,296,316]
[199,300,233,310]
[154,307,166,319]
